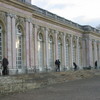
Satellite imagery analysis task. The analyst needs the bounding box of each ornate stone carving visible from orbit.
[16,16,25,26]
[0,11,6,25]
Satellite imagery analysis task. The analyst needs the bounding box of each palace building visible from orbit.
[0,0,100,74]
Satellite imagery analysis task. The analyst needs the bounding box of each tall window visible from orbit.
[48,35,54,69]
[0,24,3,62]
[38,33,44,71]
[66,39,70,68]
[16,26,22,68]
[58,37,62,64]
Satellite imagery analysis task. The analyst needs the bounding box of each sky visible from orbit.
[31,0,100,28]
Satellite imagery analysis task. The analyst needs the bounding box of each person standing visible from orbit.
[57,59,60,72]
[95,61,97,69]
[55,59,60,72]
[2,57,9,75]
[73,62,77,71]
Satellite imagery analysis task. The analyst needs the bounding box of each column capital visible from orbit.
[25,18,31,23]
[6,12,12,17]
[33,24,38,29]
[11,14,17,19]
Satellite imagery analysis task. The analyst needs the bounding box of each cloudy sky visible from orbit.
[31,0,100,28]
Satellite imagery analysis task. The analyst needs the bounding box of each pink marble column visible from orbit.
[29,21,34,68]
[70,35,73,68]
[62,33,66,69]
[54,31,58,60]
[94,41,97,62]
[6,13,12,68]
[25,19,30,68]
[82,39,87,67]
[34,25,38,70]
[86,38,92,67]
[99,42,100,66]
[11,14,16,69]
[44,28,48,69]
[76,37,79,66]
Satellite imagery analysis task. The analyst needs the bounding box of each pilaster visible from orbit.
[98,42,100,66]
[54,31,58,60]
[11,14,16,69]
[76,37,79,67]
[82,38,86,67]
[62,33,66,69]
[70,35,73,68]
[29,20,34,68]
[94,41,97,62]
[6,13,12,68]
[44,27,49,70]
[25,18,30,68]
[86,38,92,67]
[34,24,38,71]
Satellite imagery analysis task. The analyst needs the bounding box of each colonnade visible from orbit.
[0,12,100,74]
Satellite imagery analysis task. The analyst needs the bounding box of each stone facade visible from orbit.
[0,0,100,75]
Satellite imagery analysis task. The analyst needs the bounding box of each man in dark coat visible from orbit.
[55,59,60,72]
[2,57,9,75]
[95,61,97,69]
[73,62,77,71]
[55,60,58,72]
[57,59,60,72]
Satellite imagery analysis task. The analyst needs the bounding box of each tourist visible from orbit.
[95,61,97,69]
[2,57,9,75]
[55,59,60,72]
[73,62,77,71]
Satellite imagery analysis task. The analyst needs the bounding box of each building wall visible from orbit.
[0,0,100,75]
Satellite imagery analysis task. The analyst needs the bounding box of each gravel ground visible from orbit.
[1,75,100,100]
[0,69,100,95]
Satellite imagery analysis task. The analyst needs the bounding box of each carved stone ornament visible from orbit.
[0,11,6,25]
[16,16,25,26]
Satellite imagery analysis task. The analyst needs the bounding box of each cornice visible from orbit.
[0,0,100,37]
[32,13,84,33]
[0,0,35,13]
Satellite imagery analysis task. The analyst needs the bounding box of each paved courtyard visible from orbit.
[0,75,100,100]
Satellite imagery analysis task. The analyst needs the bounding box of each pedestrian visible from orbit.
[57,59,60,72]
[55,60,58,72]
[55,59,60,72]
[73,62,77,71]
[2,57,9,75]
[95,61,97,69]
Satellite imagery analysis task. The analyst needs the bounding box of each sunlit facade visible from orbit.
[0,0,100,74]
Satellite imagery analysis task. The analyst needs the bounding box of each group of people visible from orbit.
[0,57,99,75]
[0,57,9,76]
[55,60,78,72]
[55,60,99,71]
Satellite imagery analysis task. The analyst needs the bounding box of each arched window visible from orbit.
[0,24,3,62]
[16,25,23,68]
[58,37,62,63]
[38,33,44,71]
[66,39,70,68]
[48,35,54,69]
